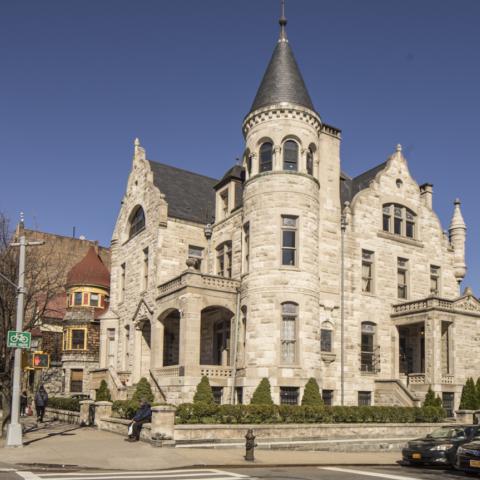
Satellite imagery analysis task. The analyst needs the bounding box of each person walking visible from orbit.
[125,398,152,442]
[20,391,28,417]
[34,385,48,422]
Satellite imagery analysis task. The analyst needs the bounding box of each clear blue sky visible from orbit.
[1,0,479,291]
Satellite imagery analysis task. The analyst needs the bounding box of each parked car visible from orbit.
[456,435,480,473]
[402,425,480,467]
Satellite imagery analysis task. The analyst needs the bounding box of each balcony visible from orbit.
[157,271,240,299]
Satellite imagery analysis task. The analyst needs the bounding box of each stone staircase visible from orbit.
[374,379,421,407]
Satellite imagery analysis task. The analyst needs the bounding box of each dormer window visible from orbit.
[382,203,416,239]
[129,206,145,238]
[217,241,232,278]
[259,142,273,172]
[283,140,298,171]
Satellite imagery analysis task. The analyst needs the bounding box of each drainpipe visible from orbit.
[340,202,349,406]
[230,287,241,404]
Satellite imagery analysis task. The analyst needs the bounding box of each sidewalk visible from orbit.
[0,421,401,471]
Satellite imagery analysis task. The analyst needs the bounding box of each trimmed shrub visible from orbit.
[423,387,436,408]
[48,397,80,412]
[476,378,480,409]
[193,376,214,404]
[460,377,478,410]
[175,403,445,425]
[96,380,112,402]
[301,378,323,406]
[132,377,154,404]
[250,378,273,405]
[112,399,140,419]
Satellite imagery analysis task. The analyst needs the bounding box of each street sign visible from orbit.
[7,330,31,349]
[32,352,50,368]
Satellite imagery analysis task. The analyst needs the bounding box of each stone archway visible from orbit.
[200,306,234,366]
[159,309,180,367]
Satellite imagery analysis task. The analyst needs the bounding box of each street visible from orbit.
[5,466,477,480]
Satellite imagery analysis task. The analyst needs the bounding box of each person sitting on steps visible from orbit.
[126,398,152,442]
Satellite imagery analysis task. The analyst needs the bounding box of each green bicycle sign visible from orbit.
[7,330,31,349]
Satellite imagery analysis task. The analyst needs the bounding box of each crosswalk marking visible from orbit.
[17,469,250,480]
[319,467,423,480]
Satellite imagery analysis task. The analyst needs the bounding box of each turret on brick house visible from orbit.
[98,7,478,413]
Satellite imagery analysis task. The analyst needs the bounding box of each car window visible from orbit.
[427,427,465,439]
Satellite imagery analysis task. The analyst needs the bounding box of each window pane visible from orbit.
[307,151,313,175]
[358,391,372,406]
[394,217,402,235]
[406,221,414,238]
[383,215,390,232]
[74,292,82,305]
[321,329,332,352]
[280,387,299,405]
[283,141,298,171]
[71,330,85,349]
[188,245,203,258]
[282,317,296,340]
[90,293,99,307]
[129,207,145,238]
[282,249,295,266]
[322,390,333,406]
[260,142,273,172]
[283,230,296,248]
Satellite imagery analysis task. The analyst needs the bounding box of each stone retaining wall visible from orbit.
[45,407,81,425]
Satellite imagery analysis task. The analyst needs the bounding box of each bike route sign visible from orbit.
[7,330,31,349]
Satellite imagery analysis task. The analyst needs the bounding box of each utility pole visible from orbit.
[340,202,349,407]
[5,213,43,447]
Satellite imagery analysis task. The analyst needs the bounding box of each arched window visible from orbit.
[382,203,416,239]
[283,140,298,171]
[129,206,145,238]
[360,322,378,373]
[259,142,273,172]
[281,302,298,364]
[306,148,314,175]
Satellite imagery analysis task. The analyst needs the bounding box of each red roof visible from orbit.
[66,246,110,290]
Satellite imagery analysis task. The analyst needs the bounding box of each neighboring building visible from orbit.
[20,229,110,396]
[98,12,476,412]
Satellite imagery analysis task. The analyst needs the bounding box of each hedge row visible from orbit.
[175,403,445,424]
[112,400,141,419]
[48,397,81,412]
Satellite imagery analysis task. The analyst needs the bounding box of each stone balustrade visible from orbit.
[200,366,233,378]
[407,373,426,385]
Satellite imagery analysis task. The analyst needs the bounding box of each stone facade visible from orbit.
[99,17,474,411]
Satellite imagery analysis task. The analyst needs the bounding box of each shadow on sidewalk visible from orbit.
[23,423,83,446]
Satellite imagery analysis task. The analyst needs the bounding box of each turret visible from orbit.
[449,198,467,285]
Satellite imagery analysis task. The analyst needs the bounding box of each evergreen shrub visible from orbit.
[460,377,478,410]
[48,397,80,412]
[132,377,154,404]
[193,376,214,404]
[301,378,323,406]
[96,380,112,402]
[250,378,274,405]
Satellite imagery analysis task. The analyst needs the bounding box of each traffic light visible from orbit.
[32,352,50,369]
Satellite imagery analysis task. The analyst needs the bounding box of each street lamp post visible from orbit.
[3,214,43,447]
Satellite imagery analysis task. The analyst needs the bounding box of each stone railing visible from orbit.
[157,271,240,299]
[407,373,426,385]
[152,365,183,377]
[442,374,455,384]
[392,297,454,316]
[200,366,233,378]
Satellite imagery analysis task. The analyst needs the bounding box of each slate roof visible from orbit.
[340,162,388,206]
[249,39,315,114]
[148,160,217,224]
[66,246,110,289]
[214,164,245,190]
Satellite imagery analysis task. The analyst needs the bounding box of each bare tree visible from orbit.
[0,212,67,436]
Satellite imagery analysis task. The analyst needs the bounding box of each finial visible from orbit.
[396,144,402,153]
[279,0,287,42]
[455,198,461,206]
[20,211,25,225]
[134,137,140,147]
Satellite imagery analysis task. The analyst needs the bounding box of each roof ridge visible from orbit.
[148,160,219,182]
[352,161,388,181]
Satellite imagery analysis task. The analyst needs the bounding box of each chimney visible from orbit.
[420,183,433,209]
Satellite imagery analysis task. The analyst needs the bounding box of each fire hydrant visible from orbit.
[245,428,256,461]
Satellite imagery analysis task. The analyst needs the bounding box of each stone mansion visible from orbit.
[94,13,478,413]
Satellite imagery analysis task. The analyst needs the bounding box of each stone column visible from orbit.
[151,405,176,445]
[179,294,202,376]
[151,317,164,369]
[94,401,112,430]
[79,399,94,426]
[425,316,442,385]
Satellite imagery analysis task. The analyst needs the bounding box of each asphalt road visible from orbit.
[4,466,478,480]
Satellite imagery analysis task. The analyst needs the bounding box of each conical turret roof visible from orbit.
[66,246,110,290]
[249,12,315,114]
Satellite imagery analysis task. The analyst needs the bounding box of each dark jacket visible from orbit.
[133,403,152,422]
[20,394,28,407]
[35,390,48,407]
